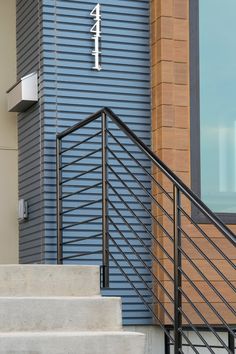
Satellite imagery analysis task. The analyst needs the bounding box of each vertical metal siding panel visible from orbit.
[16,0,45,263]
[42,0,151,324]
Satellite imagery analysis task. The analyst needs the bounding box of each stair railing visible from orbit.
[56,107,236,354]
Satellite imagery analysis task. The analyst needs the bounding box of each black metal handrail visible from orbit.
[57,107,236,246]
[56,108,236,354]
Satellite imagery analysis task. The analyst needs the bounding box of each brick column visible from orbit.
[151,0,189,181]
[150,0,190,325]
[150,0,236,326]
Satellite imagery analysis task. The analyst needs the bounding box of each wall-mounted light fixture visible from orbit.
[6,72,38,112]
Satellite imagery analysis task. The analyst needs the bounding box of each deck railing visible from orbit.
[56,108,236,354]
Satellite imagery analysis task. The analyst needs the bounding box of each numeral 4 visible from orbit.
[90,21,101,35]
[90,4,101,20]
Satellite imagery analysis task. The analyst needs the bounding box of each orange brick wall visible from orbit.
[150,0,236,326]
[151,0,189,182]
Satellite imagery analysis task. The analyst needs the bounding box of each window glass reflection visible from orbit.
[199,0,236,212]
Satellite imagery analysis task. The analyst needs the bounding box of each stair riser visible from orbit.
[0,332,145,354]
[0,265,100,297]
[0,297,122,332]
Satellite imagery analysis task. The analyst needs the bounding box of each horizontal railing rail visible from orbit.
[56,108,236,354]
[58,107,235,246]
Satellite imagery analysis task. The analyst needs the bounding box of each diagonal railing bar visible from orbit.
[107,149,174,223]
[108,181,174,244]
[108,183,174,259]
[109,251,175,343]
[62,216,101,231]
[179,331,202,354]
[179,206,236,269]
[108,163,173,230]
[108,198,174,281]
[168,330,235,352]
[63,232,102,246]
[60,130,102,155]
[62,198,102,216]
[179,313,218,354]
[62,249,102,261]
[61,181,102,200]
[60,148,101,170]
[179,226,236,302]
[104,107,235,246]
[179,327,211,354]
[57,106,236,243]
[180,279,236,343]
[179,291,232,353]
[108,215,174,304]
[108,195,174,265]
[61,165,102,185]
[107,129,173,201]
[180,281,236,344]
[168,336,231,351]
[179,247,236,332]
[56,108,236,354]
[108,220,175,324]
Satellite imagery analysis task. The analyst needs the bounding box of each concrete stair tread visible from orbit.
[0,265,146,353]
[0,265,100,297]
[0,330,144,336]
[0,331,146,354]
[0,295,104,299]
[0,296,122,332]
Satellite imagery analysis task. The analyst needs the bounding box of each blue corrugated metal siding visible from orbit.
[18,0,152,324]
[17,0,45,263]
[42,0,152,325]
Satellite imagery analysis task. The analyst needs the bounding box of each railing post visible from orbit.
[102,111,109,287]
[56,137,63,264]
[228,329,235,354]
[173,185,182,354]
[164,331,171,354]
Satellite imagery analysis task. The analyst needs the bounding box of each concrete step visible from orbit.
[0,297,122,332]
[0,265,100,297]
[0,331,145,354]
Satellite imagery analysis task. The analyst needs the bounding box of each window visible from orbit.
[190,0,236,223]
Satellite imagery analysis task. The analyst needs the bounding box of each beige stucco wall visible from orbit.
[0,0,18,263]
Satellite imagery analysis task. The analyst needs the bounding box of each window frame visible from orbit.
[189,0,236,224]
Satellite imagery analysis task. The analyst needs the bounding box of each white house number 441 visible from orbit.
[90,4,102,71]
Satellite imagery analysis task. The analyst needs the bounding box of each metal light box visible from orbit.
[7,72,38,112]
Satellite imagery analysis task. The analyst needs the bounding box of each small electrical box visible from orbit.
[18,199,28,221]
[7,72,38,112]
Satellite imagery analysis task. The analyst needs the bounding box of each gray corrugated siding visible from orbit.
[17,0,45,263]
[18,0,152,324]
